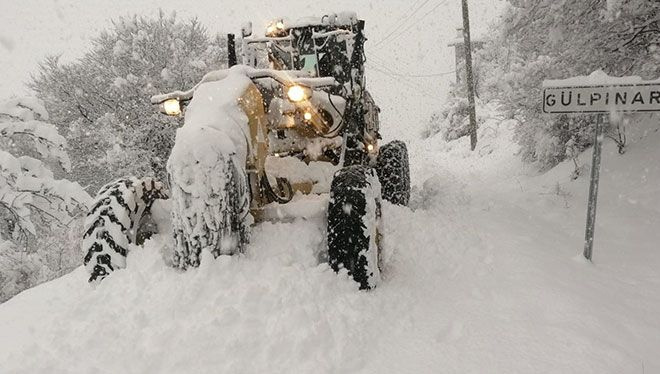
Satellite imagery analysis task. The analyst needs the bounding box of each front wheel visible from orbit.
[376,140,410,206]
[327,165,382,290]
[168,153,250,270]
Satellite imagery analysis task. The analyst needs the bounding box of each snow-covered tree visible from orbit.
[0,97,90,302]
[466,0,659,168]
[30,11,229,192]
[424,93,497,141]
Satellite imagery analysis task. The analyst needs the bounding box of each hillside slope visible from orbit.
[1,115,658,373]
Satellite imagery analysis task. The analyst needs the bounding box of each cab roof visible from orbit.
[282,11,358,31]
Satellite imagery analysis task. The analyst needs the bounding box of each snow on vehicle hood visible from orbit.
[169,68,253,173]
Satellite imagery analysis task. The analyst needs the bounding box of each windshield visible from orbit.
[269,42,294,70]
[267,28,352,83]
[300,54,319,75]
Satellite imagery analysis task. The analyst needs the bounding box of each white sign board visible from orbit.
[543,83,660,114]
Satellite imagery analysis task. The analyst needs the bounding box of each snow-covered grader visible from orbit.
[82,12,410,289]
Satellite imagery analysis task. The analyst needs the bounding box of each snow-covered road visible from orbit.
[1,118,659,373]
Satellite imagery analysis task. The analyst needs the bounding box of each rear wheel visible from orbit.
[82,177,168,282]
[327,165,382,290]
[376,140,410,206]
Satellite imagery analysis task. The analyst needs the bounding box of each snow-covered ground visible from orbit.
[1,111,659,373]
[2,2,659,373]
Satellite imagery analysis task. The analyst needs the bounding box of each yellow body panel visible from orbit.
[237,83,269,211]
[237,82,326,221]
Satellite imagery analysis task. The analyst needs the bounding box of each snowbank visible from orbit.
[2,112,660,372]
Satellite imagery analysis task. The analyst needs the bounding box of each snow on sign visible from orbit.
[543,71,660,114]
[543,83,660,114]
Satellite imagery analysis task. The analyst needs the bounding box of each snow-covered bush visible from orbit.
[422,93,490,141]
[424,90,501,141]
[0,98,90,303]
[424,95,471,141]
[30,11,228,192]
[473,0,659,169]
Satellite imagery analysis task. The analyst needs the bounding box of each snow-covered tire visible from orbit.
[169,156,250,270]
[82,177,169,282]
[376,140,410,206]
[327,165,382,290]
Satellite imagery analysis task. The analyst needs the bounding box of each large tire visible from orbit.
[327,165,382,290]
[82,177,168,282]
[168,155,250,270]
[376,140,410,206]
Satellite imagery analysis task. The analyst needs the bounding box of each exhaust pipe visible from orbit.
[227,33,237,67]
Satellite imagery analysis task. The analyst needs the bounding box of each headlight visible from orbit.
[287,85,311,102]
[162,99,181,116]
[266,20,285,36]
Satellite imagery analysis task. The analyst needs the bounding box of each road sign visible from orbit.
[543,83,660,114]
[542,77,660,262]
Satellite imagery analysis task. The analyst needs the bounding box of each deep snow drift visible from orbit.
[1,112,659,373]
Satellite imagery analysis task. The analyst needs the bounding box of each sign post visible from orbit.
[583,114,603,261]
[542,77,660,261]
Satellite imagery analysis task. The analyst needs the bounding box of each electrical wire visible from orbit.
[366,52,455,79]
[390,71,456,78]
[367,63,443,98]
[368,59,455,78]
[371,0,432,49]
[383,0,450,45]
[365,61,437,98]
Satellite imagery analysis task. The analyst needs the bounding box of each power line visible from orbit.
[371,0,429,47]
[393,71,456,78]
[367,0,453,78]
[371,0,433,49]
[371,63,455,78]
[384,0,450,45]
[365,61,437,98]
[370,63,455,78]
[366,52,455,78]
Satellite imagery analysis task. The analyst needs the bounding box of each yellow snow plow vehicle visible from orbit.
[83,12,410,289]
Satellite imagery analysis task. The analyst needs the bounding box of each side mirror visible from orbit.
[241,22,252,38]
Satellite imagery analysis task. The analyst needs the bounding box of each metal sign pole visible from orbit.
[543,78,660,262]
[583,114,604,261]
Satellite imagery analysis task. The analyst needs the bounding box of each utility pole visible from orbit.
[461,0,478,151]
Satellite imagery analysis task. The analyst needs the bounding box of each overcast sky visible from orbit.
[0,0,505,138]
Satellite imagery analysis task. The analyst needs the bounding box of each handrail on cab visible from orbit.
[150,66,337,105]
